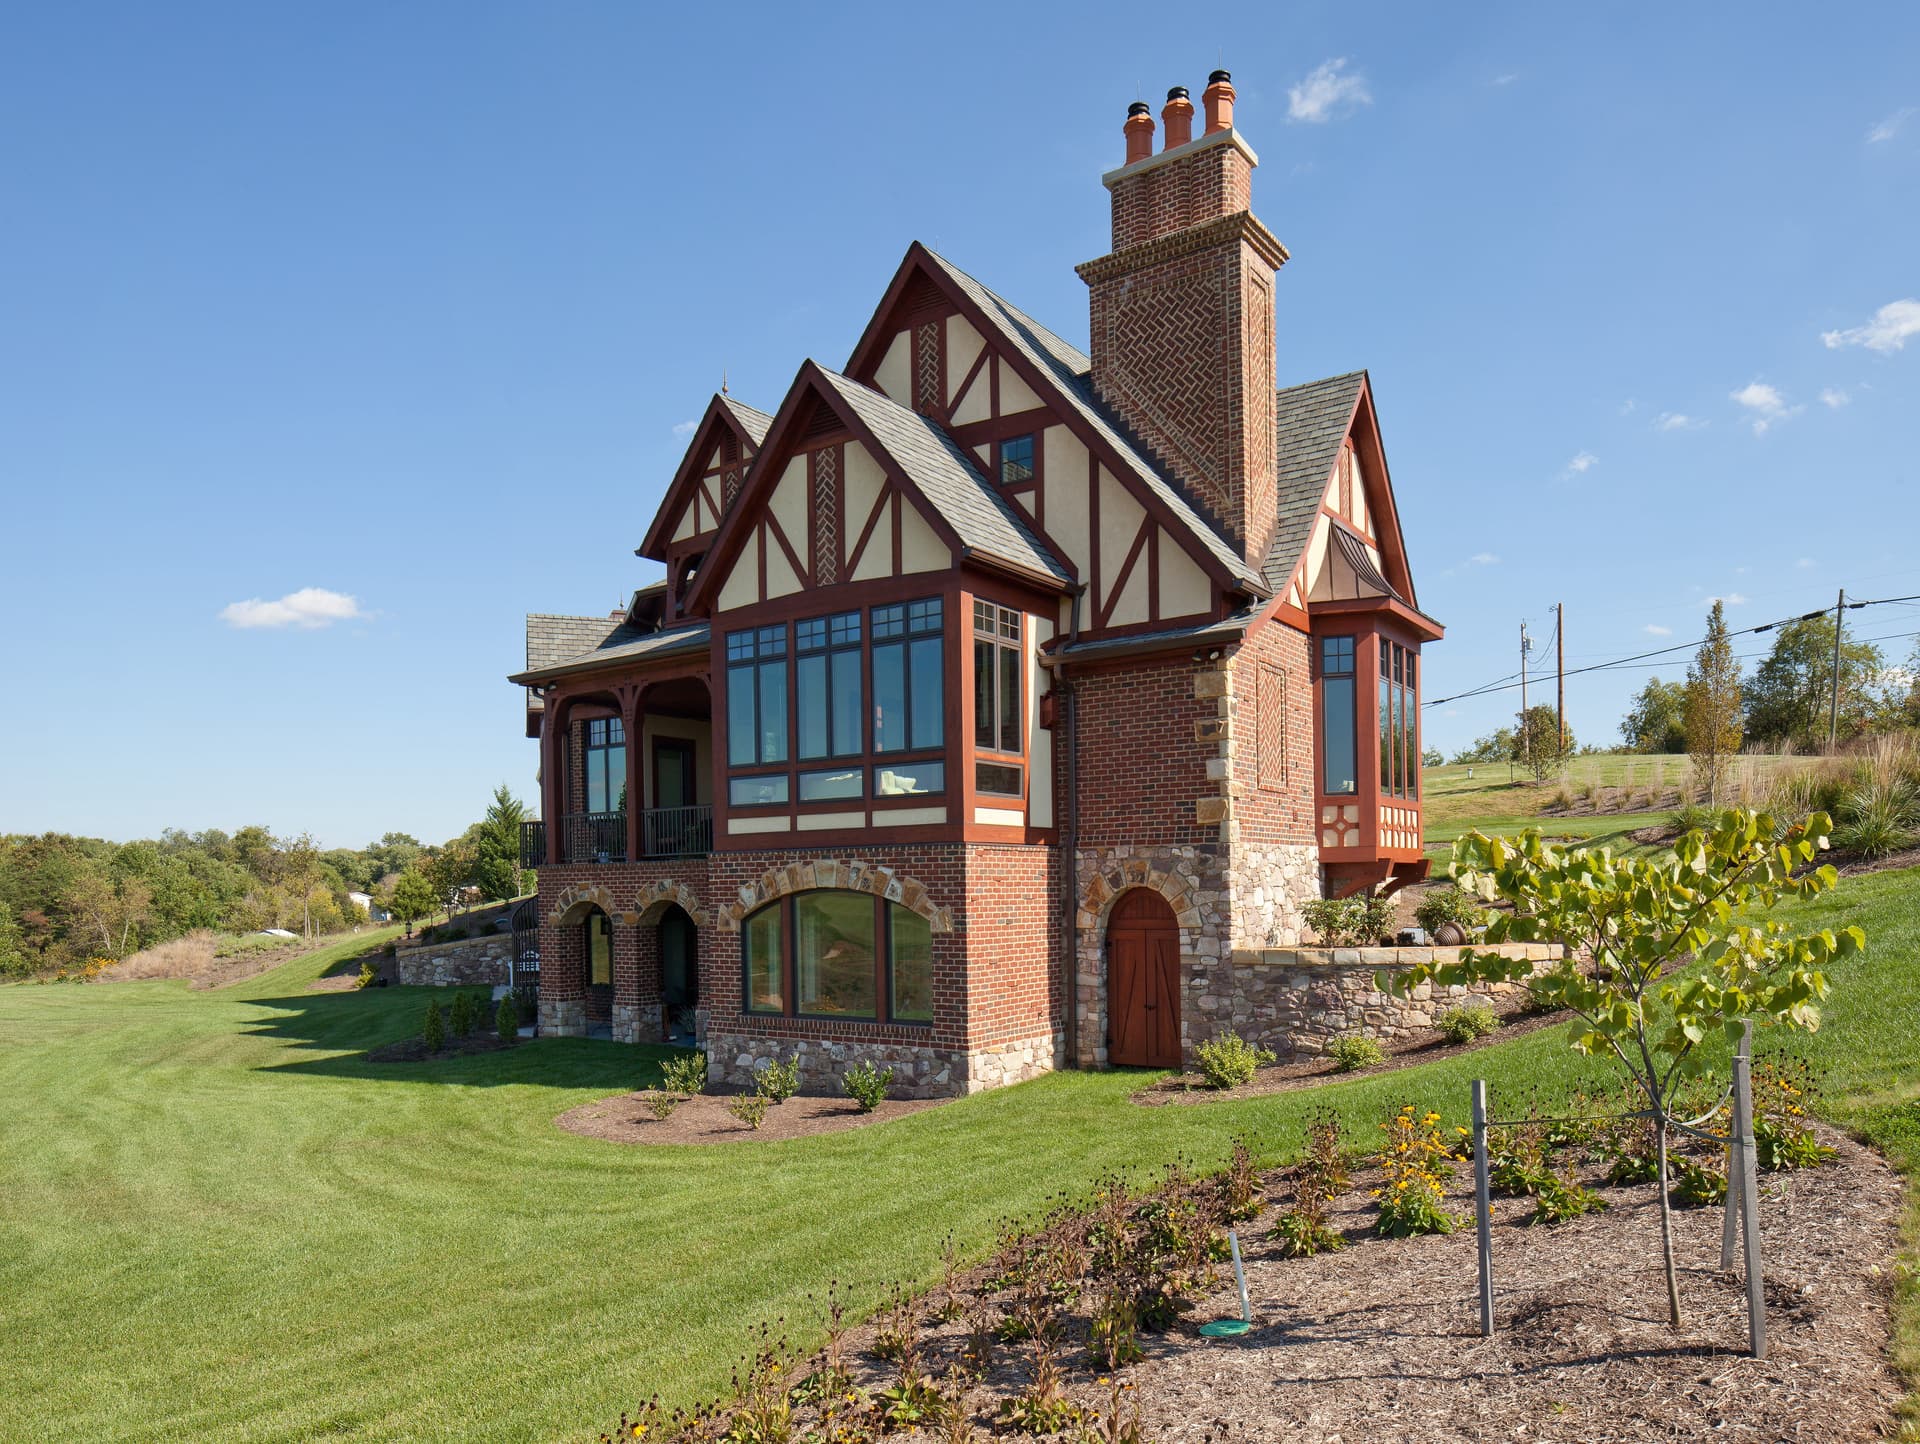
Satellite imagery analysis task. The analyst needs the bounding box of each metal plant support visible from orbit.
[1469,1022,1766,1357]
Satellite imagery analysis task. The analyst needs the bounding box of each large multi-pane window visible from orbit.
[1380,640,1419,799]
[726,625,788,767]
[583,718,626,813]
[797,611,863,761]
[972,601,1023,798]
[1320,636,1357,795]
[742,890,934,1024]
[872,599,944,754]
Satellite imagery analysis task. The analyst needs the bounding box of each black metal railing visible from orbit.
[518,820,546,870]
[563,811,627,863]
[643,804,713,858]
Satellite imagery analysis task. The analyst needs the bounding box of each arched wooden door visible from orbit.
[1106,889,1181,1068]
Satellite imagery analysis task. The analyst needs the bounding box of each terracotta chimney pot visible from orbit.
[1161,86,1194,150]
[1123,101,1155,165]
[1203,69,1235,134]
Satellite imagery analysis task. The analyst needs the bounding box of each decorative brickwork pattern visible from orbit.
[715,857,956,935]
[811,445,839,585]
[913,320,941,416]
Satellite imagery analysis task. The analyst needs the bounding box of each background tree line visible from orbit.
[0,785,532,978]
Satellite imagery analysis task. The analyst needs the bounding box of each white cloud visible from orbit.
[1822,299,1920,353]
[1702,592,1749,608]
[671,419,698,436]
[1644,624,1673,636]
[1868,107,1915,143]
[1655,412,1705,432]
[1796,557,1816,569]
[1820,387,1850,409]
[1468,552,1500,566]
[1492,73,1519,87]
[220,587,366,630]
[1560,451,1599,478]
[1288,58,1372,123]
[1619,398,1638,415]
[1729,380,1802,435]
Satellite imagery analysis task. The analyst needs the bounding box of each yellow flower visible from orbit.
[633,1426,647,1438]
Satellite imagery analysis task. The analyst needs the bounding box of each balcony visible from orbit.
[525,806,713,866]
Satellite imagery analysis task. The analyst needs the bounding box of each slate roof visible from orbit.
[526,613,629,676]
[920,248,1270,594]
[718,396,775,447]
[813,365,1070,585]
[512,620,710,687]
[1264,370,1367,592]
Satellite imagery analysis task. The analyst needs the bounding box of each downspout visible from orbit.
[1043,584,1088,1069]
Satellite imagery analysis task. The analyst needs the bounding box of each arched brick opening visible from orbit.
[717,858,954,935]
[548,883,617,927]
[1073,859,1210,1071]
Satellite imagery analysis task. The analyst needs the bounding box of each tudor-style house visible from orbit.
[509,73,1442,1096]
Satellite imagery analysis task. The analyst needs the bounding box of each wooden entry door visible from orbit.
[1106,889,1181,1068]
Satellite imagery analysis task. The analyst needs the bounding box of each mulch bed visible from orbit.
[556,1090,944,1145]
[738,1124,1904,1443]
[1135,993,1562,1107]
[364,1034,520,1063]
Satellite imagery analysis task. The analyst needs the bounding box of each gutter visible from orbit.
[1041,583,1089,1068]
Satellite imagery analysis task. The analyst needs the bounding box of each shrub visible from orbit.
[1413,886,1489,939]
[495,993,517,1044]
[1373,1104,1459,1237]
[727,1092,771,1130]
[658,1051,708,1097]
[1192,1030,1275,1089]
[1327,1035,1386,1072]
[1302,893,1396,947]
[355,960,378,990]
[1670,1155,1726,1208]
[1218,1138,1263,1222]
[448,990,475,1037]
[1435,1002,1501,1045]
[754,1054,801,1105]
[1833,776,1920,859]
[647,1091,682,1121]
[422,999,445,1053]
[1526,1166,1609,1226]
[843,1058,894,1112]
[1272,1121,1347,1258]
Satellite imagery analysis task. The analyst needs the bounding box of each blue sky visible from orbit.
[2,3,1915,848]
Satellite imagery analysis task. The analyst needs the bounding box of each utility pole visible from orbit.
[1519,620,1531,773]
[1556,602,1566,755]
[1828,588,1845,752]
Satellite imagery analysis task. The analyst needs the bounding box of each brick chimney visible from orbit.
[1076,71,1289,574]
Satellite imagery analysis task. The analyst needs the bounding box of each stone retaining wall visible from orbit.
[706,1029,1061,1100]
[1190,942,1560,1060]
[395,935,515,989]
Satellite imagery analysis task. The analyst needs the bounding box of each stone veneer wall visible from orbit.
[1189,942,1561,1060]
[394,935,515,989]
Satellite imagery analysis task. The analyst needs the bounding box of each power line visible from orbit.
[1424,592,1920,710]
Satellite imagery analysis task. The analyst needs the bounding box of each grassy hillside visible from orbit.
[0,872,1914,1441]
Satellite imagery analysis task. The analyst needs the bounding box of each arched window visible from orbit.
[743,891,933,1025]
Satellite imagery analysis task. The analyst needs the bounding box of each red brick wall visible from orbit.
[1230,617,1317,847]
[961,844,1061,1048]
[1070,655,1216,848]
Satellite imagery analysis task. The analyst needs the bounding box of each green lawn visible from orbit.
[1,868,1915,1442]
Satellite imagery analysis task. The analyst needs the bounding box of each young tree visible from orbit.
[61,862,153,957]
[1384,811,1861,1327]
[1685,601,1744,806]
[423,839,477,921]
[471,784,529,903]
[1621,677,1690,754]
[388,870,437,938]
[0,902,31,979]
[1451,728,1516,765]
[1744,616,1884,749]
[1513,704,1574,780]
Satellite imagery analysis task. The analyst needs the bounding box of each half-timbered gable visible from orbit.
[639,394,774,622]
[845,244,1267,643]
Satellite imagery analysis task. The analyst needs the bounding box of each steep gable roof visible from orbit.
[637,392,771,563]
[914,247,1269,594]
[811,366,1067,585]
[686,361,1068,612]
[1264,370,1368,591]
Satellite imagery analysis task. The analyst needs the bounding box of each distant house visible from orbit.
[507,74,1441,1095]
[348,891,389,923]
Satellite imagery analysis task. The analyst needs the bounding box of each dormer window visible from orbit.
[999,434,1035,485]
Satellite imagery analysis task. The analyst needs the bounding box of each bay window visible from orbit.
[972,601,1023,797]
[872,599,943,753]
[742,890,935,1024]
[727,626,788,767]
[1380,639,1419,799]
[797,611,863,760]
[1320,635,1357,795]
